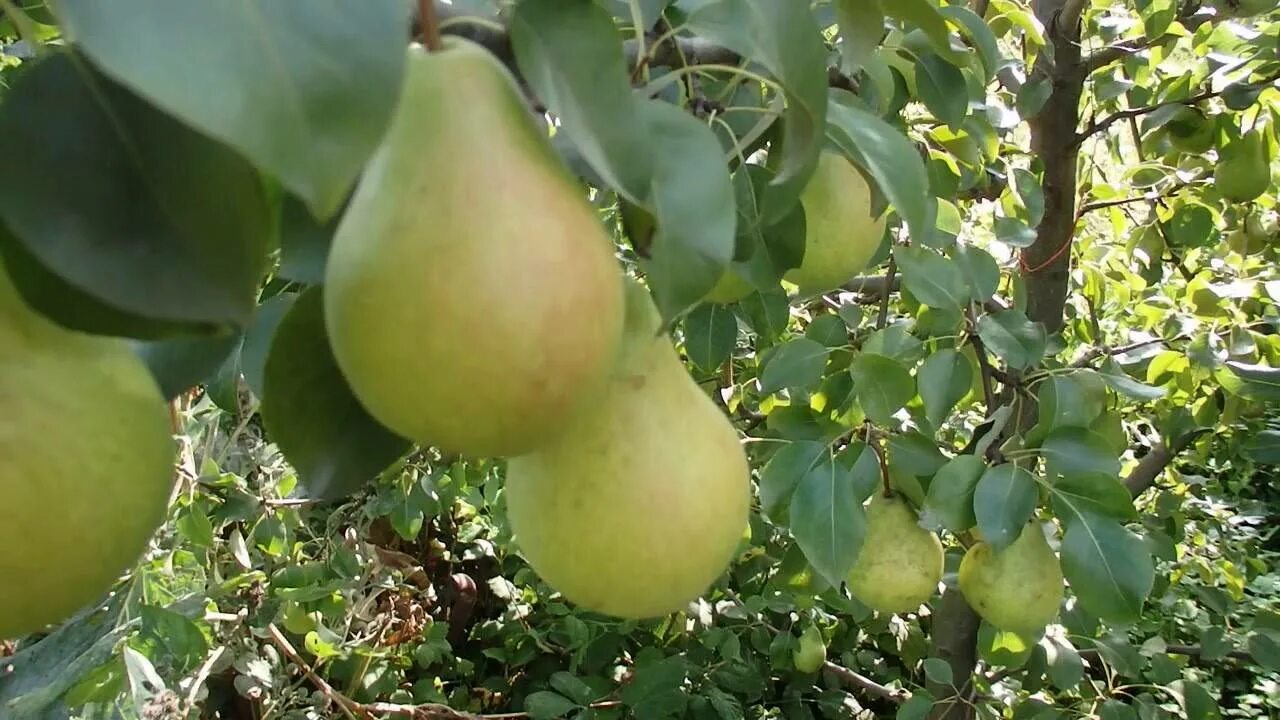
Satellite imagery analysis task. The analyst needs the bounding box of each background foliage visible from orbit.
[1,0,1279,719]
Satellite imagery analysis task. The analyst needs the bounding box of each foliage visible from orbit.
[1,1,1279,719]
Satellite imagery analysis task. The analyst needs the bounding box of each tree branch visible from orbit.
[1078,69,1280,144]
[823,661,910,704]
[1124,430,1207,497]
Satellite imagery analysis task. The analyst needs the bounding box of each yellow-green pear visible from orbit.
[324,40,623,457]
[846,495,944,613]
[505,281,750,618]
[793,624,827,673]
[1165,107,1215,155]
[1215,130,1272,203]
[0,262,174,638]
[958,523,1064,634]
[704,270,754,304]
[783,151,887,294]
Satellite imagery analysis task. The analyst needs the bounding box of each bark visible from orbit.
[926,588,983,719]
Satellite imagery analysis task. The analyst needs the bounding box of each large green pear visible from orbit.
[958,523,1064,634]
[505,281,750,618]
[846,495,944,614]
[0,263,174,638]
[1215,130,1272,203]
[783,151,887,294]
[325,40,624,458]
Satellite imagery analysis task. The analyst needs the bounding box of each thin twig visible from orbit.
[877,255,896,330]
[965,307,996,413]
[1077,69,1280,143]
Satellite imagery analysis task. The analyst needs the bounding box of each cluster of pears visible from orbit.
[0,260,175,639]
[706,149,887,304]
[324,39,749,619]
[959,522,1064,635]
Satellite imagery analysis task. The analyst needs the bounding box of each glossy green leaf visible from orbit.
[240,295,299,400]
[835,0,884,74]
[919,348,973,427]
[954,243,1000,302]
[852,353,915,425]
[760,338,829,395]
[789,455,867,587]
[133,333,243,401]
[896,246,969,310]
[883,0,965,66]
[60,1,409,219]
[921,455,984,532]
[261,288,411,500]
[1049,473,1137,525]
[889,432,948,477]
[0,51,270,331]
[1040,427,1121,481]
[759,441,827,517]
[684,303,738,371]
[525,691,580,720]
[977,311,1047,370]
[1099,358,1167,400]
[1059,511,1154,625]
[914,52,968,128]
[974,464,1037,551]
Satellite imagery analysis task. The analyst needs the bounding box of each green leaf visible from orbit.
[919,348,973,427]
[1049,473,1137,525]
[683,0,828,221]
[1099,700,1138,720]
[138,606,208,674]
[1219,361,1280,402]
[1246,430,1280,464]
[619,657,688,720]
[0,51,270,332]
[1046,637,1083,690]
[279,194,342,284]
[1011,169,1045,227]
[954,243,999,302]
[835,0,884,74]
[1098,358,1167,400]
[897,694,935,720]
[939,6,1001,82]
[826,93,931,242]
[240,295,299,400]
[635,100,737,317]
[760,338,829,395]
[789,455,867,587]
[888,432,948,477]
[261,288,411,500]
[685,303,738,371]
[922,658,953,686]
[978,623,1034,668]
[133,332,243,401]
[730,164,808,287]
[59,1,408,219]
[914,52,969,128]
[1248,632,1280,670]
[1040,427,1121,481]
[1059,511,1154,625]
[806,314,850,347]
[1034,375,1103,437]
[994,216,1038,247]
[1171,680,1220,720]
[1016,75,1052,119]
[740,287,791,344]
[511,0,652,204]
[852,353,915,425]
[525,691,581,720]
[760,441,828,517]
[896,246,969,310]
[922,455,984,533]
[974,464,1037,551]
[1199,626,1232,662]
[883,0,965,66]
[977,311,1047,370]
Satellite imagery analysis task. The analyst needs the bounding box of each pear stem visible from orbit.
[418,0,444,52]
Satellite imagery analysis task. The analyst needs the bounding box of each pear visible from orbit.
[324,39,624,458]
[505,281,750,618]
[793,624,828,673]
[1165,107,1215,155]
[704,270,754,304]
[1215,130,1272,203]
[959,523,1064,634]
[783,151,887,294]
[0,262,174,638]
[846,495,944,613]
